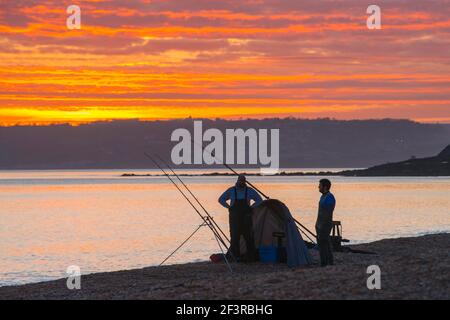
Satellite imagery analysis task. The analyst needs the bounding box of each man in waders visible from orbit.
[315,178,336,267]
[218,175,262,262]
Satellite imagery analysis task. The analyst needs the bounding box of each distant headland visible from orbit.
[341,144,450,176]
[122,144,450,177]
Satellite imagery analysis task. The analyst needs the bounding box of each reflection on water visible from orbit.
[0,170,449,286]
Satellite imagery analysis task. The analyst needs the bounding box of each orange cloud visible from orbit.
[0,0,449,125]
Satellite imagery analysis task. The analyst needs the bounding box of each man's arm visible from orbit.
[326,195,336,216]
[316,195,336,229]
[218,188,232,209]
[249,188,263,208]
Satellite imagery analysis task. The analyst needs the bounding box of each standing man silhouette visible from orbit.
[218,175,262,262]
[315,179,336,267]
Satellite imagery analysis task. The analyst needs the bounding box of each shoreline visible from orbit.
[121,172,450,177]
[1,233,449,300]
[121,171,340,177]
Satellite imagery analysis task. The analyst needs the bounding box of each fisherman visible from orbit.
[218,174,262,262]
[315,178,336,267]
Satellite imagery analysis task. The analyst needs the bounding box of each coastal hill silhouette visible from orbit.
[0,118,449,170]
[341,144,450,176]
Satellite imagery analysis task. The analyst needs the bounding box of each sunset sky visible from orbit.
[0,0,449,126]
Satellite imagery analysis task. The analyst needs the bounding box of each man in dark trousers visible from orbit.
[218,174,262,262]
[315,178,336,267]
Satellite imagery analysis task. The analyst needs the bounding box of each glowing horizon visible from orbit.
[1,1,449,126]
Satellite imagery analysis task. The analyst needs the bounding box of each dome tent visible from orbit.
[240,199,312,267]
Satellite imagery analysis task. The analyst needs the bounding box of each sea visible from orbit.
[1,169,449,286]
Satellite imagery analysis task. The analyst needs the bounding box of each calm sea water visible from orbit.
[0,169,449,286]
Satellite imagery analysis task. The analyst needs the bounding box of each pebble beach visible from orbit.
[0,233,448,300]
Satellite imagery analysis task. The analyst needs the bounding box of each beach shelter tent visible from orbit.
[240,199,312,267]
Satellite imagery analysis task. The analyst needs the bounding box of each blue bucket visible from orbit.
[258,245,278,263]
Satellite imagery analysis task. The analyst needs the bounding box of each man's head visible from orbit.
[236,174,247,188]
[318,178,332,194]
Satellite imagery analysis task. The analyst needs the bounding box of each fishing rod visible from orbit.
[292,218,316,244]
[159,222,206,266]
[144,153,228,249]
[154,154,230,245]
[292,217,317,242]
[192,139,317,241]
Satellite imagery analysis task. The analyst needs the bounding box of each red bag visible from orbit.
[209,253,225,263]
